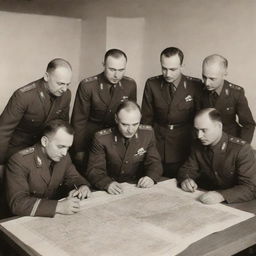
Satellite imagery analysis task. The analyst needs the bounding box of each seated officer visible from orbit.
[5,119,91,217]
[178,108,256,204]
[86,100,163,195]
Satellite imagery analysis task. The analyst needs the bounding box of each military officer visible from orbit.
[0,58,72,169]
[5,120,91,217]
[178,108,256,204]
[71,49,137,172]
[200,54,255,143]
[86,100,163,194]
[141,47,203,178]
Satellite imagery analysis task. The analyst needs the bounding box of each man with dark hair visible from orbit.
[178,108,256,204]
[86,100,163,195]
[0,58,72,168]
[200,54,255,143]
[141,47,203,178]
[5,119,91,217]
[71,48,137,172]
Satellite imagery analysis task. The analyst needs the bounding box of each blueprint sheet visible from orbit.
[1,179,254,256]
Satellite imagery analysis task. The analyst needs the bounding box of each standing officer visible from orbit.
[0,58,72,169]
[178,108,256,204]
[71,49,137,171]
[200,54,255,143]
[6,119,91,217]
[141,47,203,178]
[86,101,163,195]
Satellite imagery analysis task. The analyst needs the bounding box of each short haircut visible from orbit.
[43,119,74,137]
[104,49,127,63]
[203,54,228,69]
[116,100,141,116]
[46,58,72,73]
[160,47,184,65]
[196,108,222,123]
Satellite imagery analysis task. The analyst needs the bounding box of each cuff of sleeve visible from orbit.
[95,177,114,191]
[34,199,58,217]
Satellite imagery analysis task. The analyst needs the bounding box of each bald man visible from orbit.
[200,54,255,143]
[178,108,256,204]
[0,58,72,167]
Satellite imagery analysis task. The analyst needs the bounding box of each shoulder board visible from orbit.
[148,75,161,81]
[82,76,98,83]
[229,137,246,145]
[228,83,242,91]
[19,147,35,156]
[123,76,135,82]
[139,124,152,130]
[186,76,201,82]
[19,83,36,93]
[96,128,112,136]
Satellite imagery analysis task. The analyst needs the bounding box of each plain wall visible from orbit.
[80,0,256,147]
[0,11,82,113]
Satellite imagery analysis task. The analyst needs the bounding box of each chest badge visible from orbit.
[185,95,193,102]
[134,147,147,156]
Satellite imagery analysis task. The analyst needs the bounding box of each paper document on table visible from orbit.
[1,179,254,256]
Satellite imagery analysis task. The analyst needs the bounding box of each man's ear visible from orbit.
[43,72,49,82]
[41,136,48,147]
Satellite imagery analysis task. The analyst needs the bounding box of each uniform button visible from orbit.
[121,170,125,174]
[125,161,128,164]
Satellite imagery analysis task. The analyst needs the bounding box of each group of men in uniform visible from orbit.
[0,47,256,218]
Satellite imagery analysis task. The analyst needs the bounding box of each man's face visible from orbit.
[194,114,222,146]
[202,62,226,91]
[44,67,72,97]
[43,128,73,162]
[161,54,182,83]
[115,108,141,139]
[104,55,127,84]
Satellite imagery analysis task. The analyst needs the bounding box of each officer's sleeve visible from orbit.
[86,135,113,190]
[6,155,57,217]
[0,91,27,164]
[177,147,201,185]
[71,81,92,152]
[141,80,154,125]
[218,144,256,203]
[236,88,255,143]
[62,154,90,190]
[59,90,71,121]
[143,131,163,182]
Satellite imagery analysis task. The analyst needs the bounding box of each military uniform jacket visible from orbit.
[200,80,255,143]
[86,126,163,190]
[71,72,137,153]
[141,74,203,163]
[6,144,90,217]
[0,78,71,164]
[177,133,256,203]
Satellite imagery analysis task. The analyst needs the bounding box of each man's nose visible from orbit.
[197,130,204,139]
[61,84,68,92]
[205,78,211,86]
[166,69,172,77]
[61,148,68,156]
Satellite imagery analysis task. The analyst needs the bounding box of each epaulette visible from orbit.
[228,83,242,91]
[83,76,98,83]
[229,137,246,145]
[19,147,35,156]
[19,83,36,93]
[139,124,152,130]
[123,76,135,82]
[96,128,112,136]
[148,75,161,81]
[186,76,201,82]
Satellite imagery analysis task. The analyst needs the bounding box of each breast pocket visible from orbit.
[178,98,194,111]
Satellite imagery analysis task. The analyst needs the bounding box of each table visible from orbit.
[1,189,256,256]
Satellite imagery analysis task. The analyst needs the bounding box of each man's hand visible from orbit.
[181,178,198,192]
[56,197,81,215]
[137,176,154,188]
[69,185,91,200]
[107,182,123,195]
[199,191,225,204]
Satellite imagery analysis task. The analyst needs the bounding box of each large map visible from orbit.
[1,180,254,256]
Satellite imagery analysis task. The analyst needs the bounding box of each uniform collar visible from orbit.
[213,80,224,96]
[100,72,122,88]
[209,132,228,153]
[34,143,52,168]
[162,74,182,89]
[113,127,139,143]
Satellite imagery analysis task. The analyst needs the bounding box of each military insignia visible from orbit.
[229,83,242,90]
[19,83,36,93]
[114,136,117,142]
[229,137,246,145]
[100,83,103,90]
[226,107,231,111]
[139,124,152,130]
[39,91,45,99]
[135,133,138,139]
[225,89,229,96]
[123,76,135,82]
[121,96,128,102]
[36,156,42,167]
[221,142,227,151]
[56,109,62,114]
[97,128,112,136]
[183,81,187,89]
[84,76,98,83]
[19,147,34,156]
[134,147,147,156]
[185,95,193,102]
